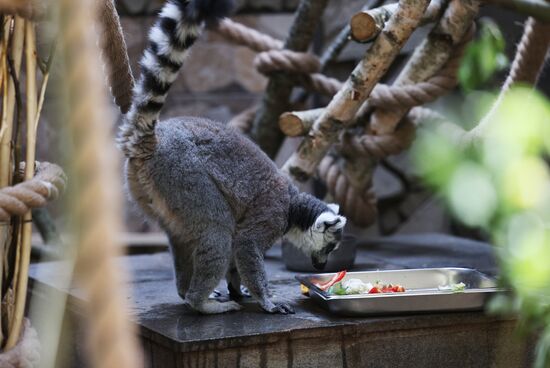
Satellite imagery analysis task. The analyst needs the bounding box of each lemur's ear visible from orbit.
[314,212,347,232]
[327,203,340,214]
[326,215,346,231]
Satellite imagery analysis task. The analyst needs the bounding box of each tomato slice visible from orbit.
[316,270,347,291]
[392,285,405,292]
[368,287,381,293]
[381,286,394,293]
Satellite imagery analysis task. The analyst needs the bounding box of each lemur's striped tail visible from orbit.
[117,0,234,159]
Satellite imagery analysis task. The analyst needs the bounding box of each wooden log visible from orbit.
[279,108,323,136]
[283,0,430,182]
[350,0,447,43]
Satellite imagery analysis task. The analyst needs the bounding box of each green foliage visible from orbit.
[413,87,550,367]
[458,18,508,91]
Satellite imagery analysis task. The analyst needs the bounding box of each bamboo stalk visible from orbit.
[282,0,430,182]
[0,16,24,186]
[0,17,9,347]
[350,0,447,43]
[0,15,25,347]
[5,20,37,350]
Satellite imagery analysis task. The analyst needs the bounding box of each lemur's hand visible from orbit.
[262,301,295,314]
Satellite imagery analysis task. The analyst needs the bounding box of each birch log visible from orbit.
[350,0,447,43]
[369,0,479,135]
[283,0,430,182]
[279,108,323,136]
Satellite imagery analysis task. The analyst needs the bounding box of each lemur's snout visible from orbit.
[312,258,327,270]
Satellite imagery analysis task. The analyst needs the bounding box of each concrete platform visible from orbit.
[28,234,533,367]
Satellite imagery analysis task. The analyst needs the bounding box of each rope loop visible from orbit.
[0,162,67,222]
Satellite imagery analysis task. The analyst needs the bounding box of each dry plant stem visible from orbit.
[350,0,447,43]
[251,0,329,158]
[370,0,479,135]
[60,0,143,365]
[0,16,25,345]
[484,0,550,23]
[5,20,37,350]
[283,0,430,182]
[0,17,24,187]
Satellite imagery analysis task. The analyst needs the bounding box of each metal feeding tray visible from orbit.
[296,268,502,316]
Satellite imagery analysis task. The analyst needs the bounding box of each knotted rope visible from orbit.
[0,0,47,20]
[320,27,473,226]
[215,18,284,52]
[60,0,143,366]
[254,49,320,75]
[339,119,416,160]
[0,162,66,222]
[99,0,135,114]
[0,319,40,368]
[318,153,378,227]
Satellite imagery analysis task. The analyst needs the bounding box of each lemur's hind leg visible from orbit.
[186,231,242,314]
[226,261,251,300]
[167,234,195,300]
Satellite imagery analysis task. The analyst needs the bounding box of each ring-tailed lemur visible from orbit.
[117,0,347,314]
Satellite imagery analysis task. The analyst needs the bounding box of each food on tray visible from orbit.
[300,284,310,296]
[314,270,347,291]
[438,282,466,292]
[325,276,406,295]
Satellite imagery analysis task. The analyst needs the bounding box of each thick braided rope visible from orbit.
[60,0,142,366]
[318,154,378,227]
[369,26,473,110]
[215,18,284,52]
[0,0,47,20]
[339,119,416,159]
[0,162,66,222]
[502,17,550,91]
[320,28,473,226]
[0,319,40,368]
[99,0,135,114]
[254,49,320,75]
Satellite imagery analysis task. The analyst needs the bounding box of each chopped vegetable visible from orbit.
[315,270,347,291]
[323,273,406,295]
[438,282,467,292]
[328,282,348,295]
[300,284,310,296]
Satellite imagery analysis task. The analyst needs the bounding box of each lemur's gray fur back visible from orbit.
[118,0,346,315]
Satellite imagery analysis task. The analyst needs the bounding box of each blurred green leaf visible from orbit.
[458,18,508,91]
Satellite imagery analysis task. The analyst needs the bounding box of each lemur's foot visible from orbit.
[191,300,243,314]
[262,301,295,314]
[228,284,251,300]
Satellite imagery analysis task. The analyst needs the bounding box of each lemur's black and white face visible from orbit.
[286,204,347,270]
